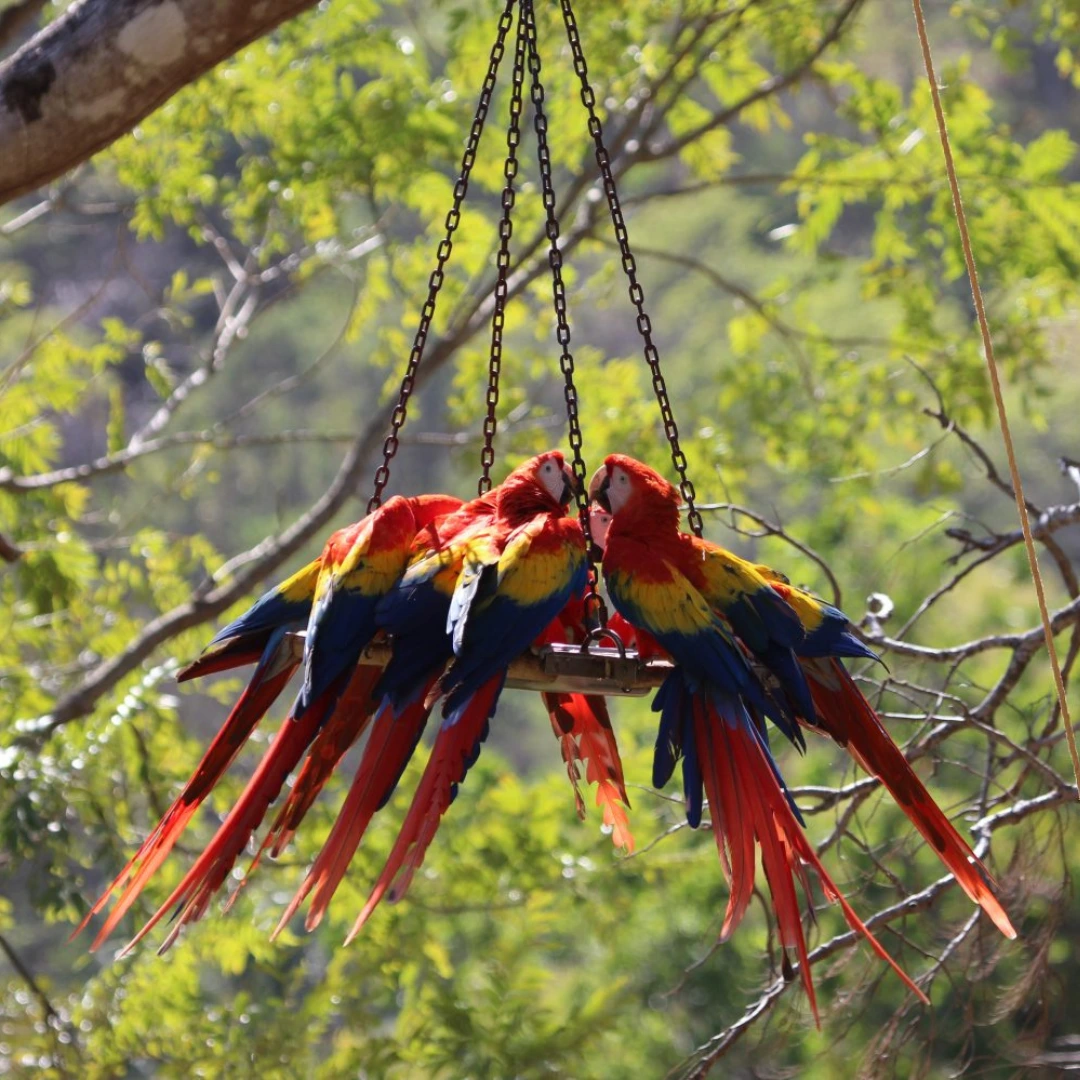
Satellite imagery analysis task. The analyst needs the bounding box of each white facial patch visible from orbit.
[589,506,612,549]
[607,466,633,513]
[538,458,565,502]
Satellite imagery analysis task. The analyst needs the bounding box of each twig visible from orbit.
[910,0,1078,792]
[645,0,867,162]
[0,930,65,1032]
[695,501,842,607]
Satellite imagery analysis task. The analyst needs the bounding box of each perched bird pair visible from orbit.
[78,449,1015,1020]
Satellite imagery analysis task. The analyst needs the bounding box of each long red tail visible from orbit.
[802,658,1015,939]
[543,692,634,852]
[693,693,928,1024]
[76,634,300,948]
[114,683,342,956]
[255,665,383,865]
[343,675,502,945]
[274,680,437,936]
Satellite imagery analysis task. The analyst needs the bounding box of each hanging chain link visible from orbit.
[478,0,528,495]
[522,0,606,626]
[557,0,704,537]
[367,0,516,512]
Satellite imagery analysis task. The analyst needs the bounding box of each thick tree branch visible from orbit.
[21,212,599,743]
[0,0,321,207]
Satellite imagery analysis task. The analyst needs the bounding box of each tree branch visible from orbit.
[642,0,866,163]
[20,211,600,743]
[0,0,322,207]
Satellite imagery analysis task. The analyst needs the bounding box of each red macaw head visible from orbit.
[497,450,579,517]
[588,503,612,553]
[588,454,680,531]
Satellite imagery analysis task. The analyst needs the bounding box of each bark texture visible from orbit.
[0,0,320,207]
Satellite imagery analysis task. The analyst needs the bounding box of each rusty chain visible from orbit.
[367,0,516,511]
[478,0,528,495]
[558,0,704,536]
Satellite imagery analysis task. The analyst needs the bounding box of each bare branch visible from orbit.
[643,0,867,163]
[20,208,602,742]
[676,783,1070,1078]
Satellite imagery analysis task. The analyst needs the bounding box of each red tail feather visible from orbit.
[255,665,383,866]
[114,685,340,956]
[543,692,634,852]
[275,681,436,936]
[803,658,1016,939]
[76,644,300,947]
[343,676,501,945]
[176,635,295,682]
[693,695,929,1024]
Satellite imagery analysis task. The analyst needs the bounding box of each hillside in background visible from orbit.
[3,1,1080,1075]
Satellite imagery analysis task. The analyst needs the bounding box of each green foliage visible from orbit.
[2,0,1079,1075]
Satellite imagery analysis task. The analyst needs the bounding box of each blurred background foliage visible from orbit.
[2,0,1080,1075]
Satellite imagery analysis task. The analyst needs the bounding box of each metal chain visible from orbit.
[367,0,517,512]
[478,0,528,495]
[557,0,704,536]
[522,0,606,627]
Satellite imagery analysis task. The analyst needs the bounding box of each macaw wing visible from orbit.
[446,532,505,654]
[605,559,751,695]
[177,557,320,681]
[441,519,586,709]
[697,544,805,652]
[781,584,879,662]
[695,545,821,730]
[374,528,497,709]
[301,501,415,709]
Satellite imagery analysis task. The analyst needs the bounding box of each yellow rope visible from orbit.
[910,0,1079,796]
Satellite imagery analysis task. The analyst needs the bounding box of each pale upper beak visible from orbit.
[559,462,579,506]
[588,464,611,512]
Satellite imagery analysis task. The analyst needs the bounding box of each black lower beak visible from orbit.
[593,476,612,513]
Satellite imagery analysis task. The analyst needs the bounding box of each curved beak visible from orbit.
[588,464,611,512]
[559,462,579,507]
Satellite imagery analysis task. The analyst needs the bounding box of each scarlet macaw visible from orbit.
[341,450,588,942]
[79,492,462,952]
[592,454,1015,941]
[590,454,933,1017]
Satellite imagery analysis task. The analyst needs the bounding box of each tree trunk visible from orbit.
[0,0,320,208]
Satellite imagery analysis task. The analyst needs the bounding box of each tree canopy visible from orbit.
[3,0,1080,1075]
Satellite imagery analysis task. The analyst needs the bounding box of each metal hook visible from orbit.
[579,624,627,659]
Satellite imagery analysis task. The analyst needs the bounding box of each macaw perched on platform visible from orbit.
[590,453,1015,1011]
[78,492,462,953]
[589,455,935,1017]
[271,493,500,934]
[592,454,1014,941]
[340,450,588,942]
